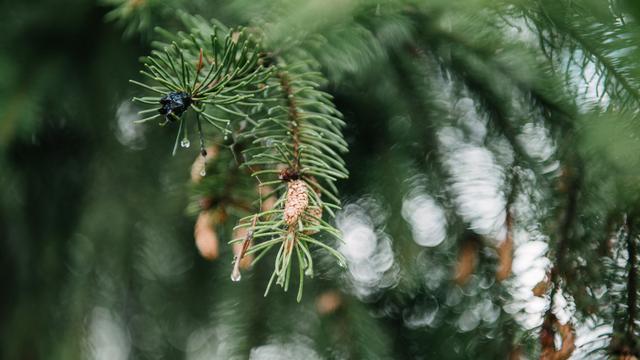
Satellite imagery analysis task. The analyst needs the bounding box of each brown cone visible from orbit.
[194,211,219,260]
[284,180,309,226]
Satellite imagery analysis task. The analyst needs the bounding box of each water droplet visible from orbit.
[200,168,206,177]
[305,268,313,277]
[180,138,190,148]
[231,269,242,282]
[223,122,231,141]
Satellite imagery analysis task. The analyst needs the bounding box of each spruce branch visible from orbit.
[131,15,349,300]
[515,1,640,116]
[234,62,348,301]
[130,14,272,157]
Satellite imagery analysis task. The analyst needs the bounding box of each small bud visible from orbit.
[316,290,342,315]
[278,167,300,181]
[194,211,219,260]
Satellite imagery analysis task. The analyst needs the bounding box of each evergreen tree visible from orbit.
[3,0,640,359]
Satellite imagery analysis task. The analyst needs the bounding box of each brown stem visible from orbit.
[278,71,301,171]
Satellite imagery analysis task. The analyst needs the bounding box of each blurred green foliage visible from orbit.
[4,0,640,359]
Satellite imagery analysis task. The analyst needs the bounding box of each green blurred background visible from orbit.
[5,0,640,359]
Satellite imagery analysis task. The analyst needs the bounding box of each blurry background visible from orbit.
[3,0,640,359]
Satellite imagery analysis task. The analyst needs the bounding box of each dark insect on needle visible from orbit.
[158,92,192,120]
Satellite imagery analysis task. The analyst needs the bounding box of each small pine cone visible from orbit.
[194,211,219,260]
[232,226,253,270]
[303,205,323,235]
[316,290,342,315]
[284,180,309,226]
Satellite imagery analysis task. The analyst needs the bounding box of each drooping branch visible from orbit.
[517,3,640,113]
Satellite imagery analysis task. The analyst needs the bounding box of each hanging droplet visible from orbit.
[223,122,231,142]
[199,153,207,177]
[180,138,191,148]
[305,267,313,277]
[230,268,242,282]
